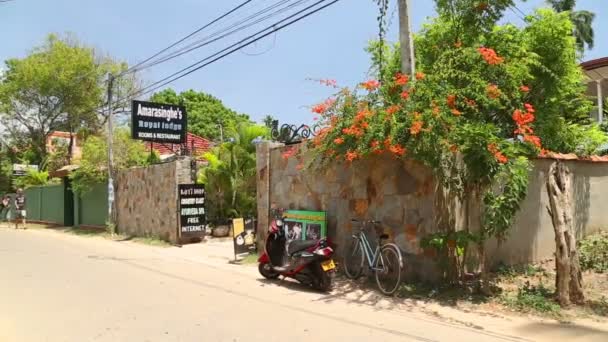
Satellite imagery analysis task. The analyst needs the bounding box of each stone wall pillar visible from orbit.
[255,141,283,251]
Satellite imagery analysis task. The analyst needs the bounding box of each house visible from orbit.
[146,132,213,160]
[581,57,608,123]
[46,131,82,161]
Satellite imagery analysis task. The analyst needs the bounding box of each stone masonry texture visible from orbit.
[115,158,193,244]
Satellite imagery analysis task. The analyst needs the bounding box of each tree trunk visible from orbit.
[546,161,585,307]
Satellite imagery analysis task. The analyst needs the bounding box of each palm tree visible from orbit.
[262,115,276,128]
[547,0,595,53]
[199,123,269,223]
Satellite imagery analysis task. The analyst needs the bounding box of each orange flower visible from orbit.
[449,144,458,153]
[384,138,392,149]
[370,140,380,149]
[345,150,359,162]
[400,90,410,100]
[386,105,400,116]
[389,144,406,156]
[478,47,504,65]
[520,85,530,93]
[342,125,364,137]
[495,153,508,164]
[360,121,370,129]
[410,121,423,135]
[432,105,441,116]
[512,109,534,126]
[334,137,344,145]
[447,94,457,108]
[487,143,508,164]
[451,108,462,116]
[354,109,372,123]
[394,73,409,86]
[524,135,542,148]
[465,98,477,107]
[311,103,328,114]
[361,79,380,91]
[524,103,535,114]
[415,72,426,80]
[454,41,462,48]
[486,84,501,99]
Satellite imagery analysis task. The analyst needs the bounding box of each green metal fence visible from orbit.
[75,182,108,227]
[25,184,65,225]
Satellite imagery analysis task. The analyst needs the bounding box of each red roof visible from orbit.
[537,152,608,163]
[581,57,608,71]
[146,132,213,158]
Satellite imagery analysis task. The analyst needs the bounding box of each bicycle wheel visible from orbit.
[374,243,403,295]
[342,237,364,279]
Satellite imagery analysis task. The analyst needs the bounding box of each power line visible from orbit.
[113,0,340,105]
[119,0,254,76]
[128,0,311,74]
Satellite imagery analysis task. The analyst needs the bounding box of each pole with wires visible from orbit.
[106,74,116,233]
[398,0,415,78]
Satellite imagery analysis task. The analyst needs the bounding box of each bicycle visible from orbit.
[342,219,403,295]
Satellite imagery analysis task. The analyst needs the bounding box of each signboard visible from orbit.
[283,210,326,241]
[233,218,257,258]
[178,184,206,240]
[132,100,187,144]
[12,164,39,177]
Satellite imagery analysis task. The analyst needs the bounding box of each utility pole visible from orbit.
[398,0,416,78]
[106,74,115,231]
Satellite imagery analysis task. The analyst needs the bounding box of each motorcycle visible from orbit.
[257,209,335,292]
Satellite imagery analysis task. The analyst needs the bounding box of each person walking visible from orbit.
[0,195,10,228]
[14,189,26,230]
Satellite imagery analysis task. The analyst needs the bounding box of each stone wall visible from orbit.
[257,142,608,277]
[115,158,193,244]
[257,142,440,281]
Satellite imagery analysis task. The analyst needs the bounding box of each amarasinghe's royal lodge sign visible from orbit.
[131,100,187,144]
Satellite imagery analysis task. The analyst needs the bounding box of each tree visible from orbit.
[547,0,595,53]
[199,123,269,223]
[311,1,597,291]
[0,34,141,166]
[149,89,251,142]
[262,115,276,128]
[70,128,150,195]
[546,161,585,306]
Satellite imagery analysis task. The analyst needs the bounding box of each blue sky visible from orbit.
[1,0,606,126]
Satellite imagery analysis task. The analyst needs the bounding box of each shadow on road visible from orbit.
[517,321,608,339]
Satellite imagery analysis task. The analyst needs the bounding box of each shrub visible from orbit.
[579,232,608,273]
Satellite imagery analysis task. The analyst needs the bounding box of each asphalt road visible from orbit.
[0,228,605,342]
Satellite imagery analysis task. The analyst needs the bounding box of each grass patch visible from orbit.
[501,281,561,317]
[60,226,108,237]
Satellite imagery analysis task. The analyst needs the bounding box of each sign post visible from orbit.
[233,218,257,260]
[178,184,206,243]
[131,100,187,144]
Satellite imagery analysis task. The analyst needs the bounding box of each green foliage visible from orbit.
[13,169,52,189]
[483,157,531,241]
[70,128,150,195]
[0,34,139,165]
[149,89,251,142]
[579,232,608,273]
[547,0,595,53]
[502,281,561,315]
[198,123,269,223]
